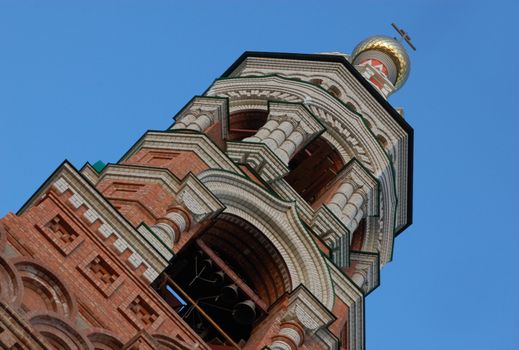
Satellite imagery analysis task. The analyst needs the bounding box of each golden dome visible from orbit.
[351,35,410,89]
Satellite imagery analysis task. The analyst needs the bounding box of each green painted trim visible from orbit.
[92,160,106,173]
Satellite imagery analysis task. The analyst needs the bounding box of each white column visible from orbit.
[327,183,354,215]
[150,207,191,247]
[172,114,197,129]
[186,114,212,131]
[248,119,279,142]
[269,321,304,350]
[243,118,308,165]
[276,129,305,163]
[327,183,366,234]
[172,114,213,132]
[151,223,177,247]
[341,191,364,232]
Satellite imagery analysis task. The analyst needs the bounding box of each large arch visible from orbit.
[227,110,269,141]
[197,169,335,310]
[200,213,291,306]
[206,75,398,263]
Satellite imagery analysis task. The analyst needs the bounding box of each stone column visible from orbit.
[327,182,366,234]
[243,118,307,165]
[172,113,213,132]
[150,206,191,248]
[270,321,305,350]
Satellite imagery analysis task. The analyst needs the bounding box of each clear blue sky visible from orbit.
[0,1,517,349]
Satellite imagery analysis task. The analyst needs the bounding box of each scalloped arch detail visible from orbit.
[86,329,124,350]
[0,255,23,307]
[13,258,77,319]
[28,312,93,350]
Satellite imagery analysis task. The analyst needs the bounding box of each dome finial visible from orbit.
[351,25,414,96]
[351,35,411,92]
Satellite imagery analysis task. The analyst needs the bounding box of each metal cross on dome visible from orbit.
[391,23,417,51]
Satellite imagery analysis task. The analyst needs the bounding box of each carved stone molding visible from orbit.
[170,96,229,138]
[226,141,289,183]
[205,75,398,264]
[349,251,380,295]
[197,169,335,310]
[280,286,336,349]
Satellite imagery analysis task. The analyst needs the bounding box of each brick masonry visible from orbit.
[0,49,414,350]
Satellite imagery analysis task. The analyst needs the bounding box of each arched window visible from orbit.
[285,137,344,205]
[227,110,268,142]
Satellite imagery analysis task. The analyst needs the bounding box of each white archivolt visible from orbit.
[206,75,398,264]
[197,169,335,310]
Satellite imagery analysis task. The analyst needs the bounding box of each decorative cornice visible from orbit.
[119,130,242,175]
[169,96,229,139]
[312,206,350,268]
[18,161,168,281]
[206,75,397,264]
[218,52,413,237]
[226,141,290,182]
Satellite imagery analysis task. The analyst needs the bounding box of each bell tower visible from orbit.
[0,35,413,350]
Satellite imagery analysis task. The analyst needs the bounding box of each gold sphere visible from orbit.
[351,35,410,89]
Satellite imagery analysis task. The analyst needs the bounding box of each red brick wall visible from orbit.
[0,183,209,349]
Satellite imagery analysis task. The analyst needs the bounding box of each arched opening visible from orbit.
[285,137,344,204]
[350,219,366,251]
[154,214,290,348]
[227,110,268,142]
[14,260,76,319]
[29,314,91,350]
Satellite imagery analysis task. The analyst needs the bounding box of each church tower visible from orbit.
[0,35,413,350]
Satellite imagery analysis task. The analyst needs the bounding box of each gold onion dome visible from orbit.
[351,35,410,90]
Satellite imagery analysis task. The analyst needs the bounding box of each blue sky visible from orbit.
[0,1,517,349]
